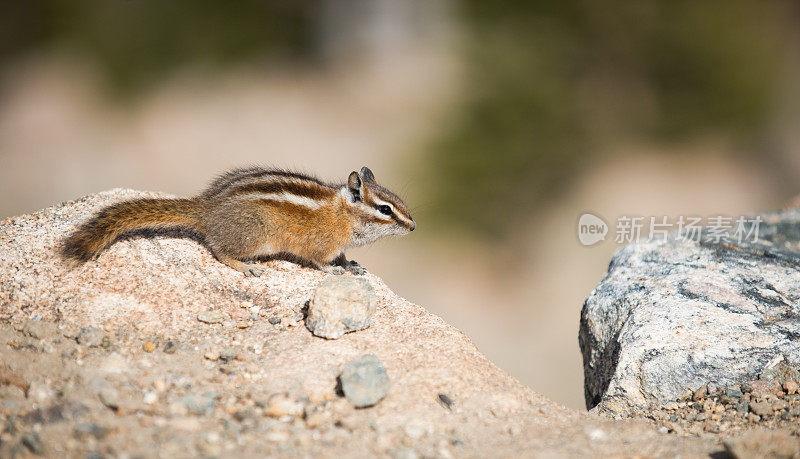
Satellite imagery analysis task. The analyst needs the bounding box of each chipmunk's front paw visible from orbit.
[345,260,367,275]
[242,263,266,277]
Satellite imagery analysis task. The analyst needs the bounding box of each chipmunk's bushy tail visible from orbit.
[61,198,201,263]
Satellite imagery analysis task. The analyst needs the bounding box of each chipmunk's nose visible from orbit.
[409,221,416,231]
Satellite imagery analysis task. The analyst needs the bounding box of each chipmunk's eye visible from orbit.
[378,205,392,216]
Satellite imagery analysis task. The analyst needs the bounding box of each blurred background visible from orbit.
[2,0,800,410]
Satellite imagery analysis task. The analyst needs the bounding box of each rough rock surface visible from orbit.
[0,188,762,456]
[581,210,800,415]
[305,276,376,339]
[339,354,390,408]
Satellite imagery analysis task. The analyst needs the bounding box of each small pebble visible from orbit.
[339,354,390,408]
[438,394,454,410]
[204,350,221,361]
[198,310,226,324]
[219,349,238,362]
[180,393,218,415]
[77,327,107,347]
[268,317,281,325]
[163,340,177,354]
[236,321,250,329]
[74,423,108,440]
[143,391,158,405]
[22,432,44,455]
[98,387,120,411]
[142,341,155,353]
[749,401,773,417]
[265,393,304,418]
[693,386,708,401]
[784,380,798,395]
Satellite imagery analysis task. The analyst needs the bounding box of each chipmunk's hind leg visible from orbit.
[213,252,266,277]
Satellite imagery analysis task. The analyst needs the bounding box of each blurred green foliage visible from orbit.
[426,0,797,239]
[0,1,313,94]
[2,1,797,239]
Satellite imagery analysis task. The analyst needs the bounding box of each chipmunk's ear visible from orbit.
[347,171,363,201]
[359,166,376,184]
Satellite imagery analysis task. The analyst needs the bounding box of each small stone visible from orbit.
[677,389,693,402]
[771,399,788,411]
[22,321,57,340]
[760,361,800,385]
[265,393,304,418]
[27,381,55,403]
[268,317,281,325]
[74,423,108,440]
[76,327,107,347]
[22,431,44,455]
[663,401,679,411]
[749,400,773,417]
[737,401,752,414]
[204,350,220,361]
[180,393,217,415]
[98,387,120,410]
[339,354,389,408]
[142,341,155,353]
[219,349,238,362]
[198,310,226,324]
[749,380,784,400]
[305,277,376,339]
[236,321,250,329]
[305,411,328,429]
[784,380,798,395]
[725,387,744,399]
[706,382,720,395]
[438,394,454,410]
[693,386,708,401]
[163,340,178,354]
[143,391,158,405]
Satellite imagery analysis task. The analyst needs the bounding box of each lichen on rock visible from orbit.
[581,209,800,415]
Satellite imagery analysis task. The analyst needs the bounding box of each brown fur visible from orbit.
[60,167,413,276]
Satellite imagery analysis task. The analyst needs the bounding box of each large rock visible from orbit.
[580,210,800,414]
[0,189,725,456]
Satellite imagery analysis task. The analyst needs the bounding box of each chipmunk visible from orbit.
[61,166,415,276]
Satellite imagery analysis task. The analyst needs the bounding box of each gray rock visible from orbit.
[306,277,376,339]
[76,326,107,347]
[580,210,800,414]
[339,354,389,408]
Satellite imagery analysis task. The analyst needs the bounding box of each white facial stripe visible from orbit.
[372,197,413,225]
[237,192,325,210]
